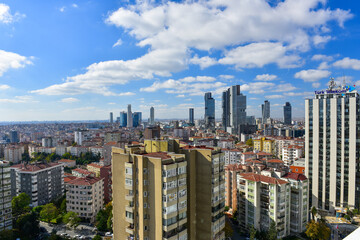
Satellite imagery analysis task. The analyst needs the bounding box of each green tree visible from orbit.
[93,235,102,240]
[249,225,257,240]
[63,211,81,228]
[0,229,14,240]
[268,220,278,240]
[305,220,331,240]
[15,212,40,240]
[96,202,113,232]
[40,203,58,222]
[311,206,317,220]
[62,152,71,159]
[246,138,253,147]
[60,198,67,213]
[12,192,31,216]
[21,150,31,162]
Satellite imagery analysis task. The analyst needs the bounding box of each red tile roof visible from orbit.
[64,176,77,183]
[257,152,273,156]
[72,168,94,175]
[66,176,102,185]
[87,163,102,168]
[240,173,288,185]
[282,172,307,181]
[11,162,62,172]
[267,159,284,164]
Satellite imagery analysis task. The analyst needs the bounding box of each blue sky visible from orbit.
[1,0,360,121]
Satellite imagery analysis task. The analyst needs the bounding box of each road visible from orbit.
[40,221,98,239]
[225,215,248,240]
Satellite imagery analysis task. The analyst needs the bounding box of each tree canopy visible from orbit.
[96,202,113,232]
[63,211,81,228]
[40,203,59,222]
[12,192,31,216]
[305,220,331,240]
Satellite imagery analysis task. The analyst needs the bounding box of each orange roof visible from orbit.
[87,163,102,168]
[267,159,284,164]
[242,152,256,155]
[58,159,75,163]
[282,172,307,181]
[11,162,62,172]
[240,173,288,185]
[257,152,272,156]
[66,176,102,186]
[72,168,93,175]
[64,176,77,183]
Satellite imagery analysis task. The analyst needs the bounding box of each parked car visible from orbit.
[105,232,113,237]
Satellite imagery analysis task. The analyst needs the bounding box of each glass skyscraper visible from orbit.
[189,108,194,125]
[262,100,270,124]
[120,111,127,127]
[283,102,292,125]
[204,92,215,128]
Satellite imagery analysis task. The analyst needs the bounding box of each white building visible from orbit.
[223,149,241,165]
[305,79,360,212]
[66,176,104,222]
[282,145,303,166]
[4,145,24,164]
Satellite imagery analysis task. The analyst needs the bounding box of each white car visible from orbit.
[105,232,113,237]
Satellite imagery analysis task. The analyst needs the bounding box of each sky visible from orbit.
[1,0,360,121]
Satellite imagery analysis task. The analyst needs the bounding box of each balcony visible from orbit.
[125,194,134,201]
[125,206,134,213]
[126,226,134,234]
[125,216,134,224]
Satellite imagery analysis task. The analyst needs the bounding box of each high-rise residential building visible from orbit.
[204,92,215,128]
[127,104,133,128]
[283,102,292,125]
[237,173,291,238]
[189,108,194,125]
[66,176,104,222]
[100,165,112,203]
[120,111,127,127]
[9,130,19,143]
[10,163,64,207]
[110,112,114,124]
[222,85,247,134]
[4,145,24,164]
[144,126,161,139]
[112,147,188,240]
[42,137,53,147]
[281,172,309,234]
[150,106,155,125]
[112,142,225,240]
[74,130,88,145]
[133,112,142,127]
[262,100,270,124]
[282,145,303,166]
[305,80,360,212]
[0,161,12,231]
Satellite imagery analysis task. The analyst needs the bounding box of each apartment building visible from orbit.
[223,149,241,165]
[282,145,303,166]
[282,172,309,234]
[4,145,24,164]
[87,163,102,177]
[225,164,248,212]
[66,176,104,222]
[10,162,64,207]
[112,146,188,240]
[253,138,275,155]
[100,165,112,203]
[0,161,12,231]
[237,173,291,238]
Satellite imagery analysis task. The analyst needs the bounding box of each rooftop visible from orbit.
[143,152,172,160]
[66,176,102,186]
[282,172,307,181]
[240,172,288,185]
[11,162,62,172]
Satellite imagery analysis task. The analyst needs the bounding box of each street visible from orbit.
[225,215,249,240]
[40,221,98,239]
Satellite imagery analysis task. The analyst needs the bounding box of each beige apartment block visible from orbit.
[66,176,104,222]
[112,146,188,240]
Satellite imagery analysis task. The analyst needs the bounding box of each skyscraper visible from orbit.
[127,104,133,128]
[120,111,127,127]
[283,102,292,125]
[110,112,113,124]
[222,85,247,134]
[189,108,194,125]
[9,130,18,143]
[262,100,270,124]
[305,79,360,212]
[204,92,215,128]
[150,106,155,125]
[132,112,142,127]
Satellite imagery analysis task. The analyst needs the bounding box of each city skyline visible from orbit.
[1,1,360,121]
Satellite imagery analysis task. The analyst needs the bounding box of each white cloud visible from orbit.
[311,54,333,62]
[333,57,360,70]
[190,55,217,69]
[265,95,283,99]
[218,75,234,80]
[72,4,78,8]
[34,0,352,96]
[318,61,330,70]
[313,35,332,46]
[60,97,79,103]
[0,3,24,23]
[255,74,277,81]
[294,69,331,82]
[0,50,33,77]
[181,76,216,83]
[275,83,297,92]
[59,7,66,12]
[240,82,276,94]
[0,95,35,103]
[108,102,116,105]
[113,39,123,47]
[176,94,185,98]
[0,84,10,90]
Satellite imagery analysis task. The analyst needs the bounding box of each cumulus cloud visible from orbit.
[32,0,352,96]
[312,54,333,62]
[0,3,24,23]
[0,95,35,103]
[333,57,360,70]
[113,39,123,47]
[265,95,283,99]
[255,74,277,81]
[313,35,332,46]
[312,82,321,88]
[190,55,217,69]
[294,69,331,82]
[0,84,10,90]
[60,97,79,103]
[0,50,33,77]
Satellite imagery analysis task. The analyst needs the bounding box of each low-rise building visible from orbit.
[66,176,104,222]
[223,149,241,165]
[4,145,24,164]
[72,168,95,178]
[282,145,303,166]
[87,163,102,177]
[58,159,76,168]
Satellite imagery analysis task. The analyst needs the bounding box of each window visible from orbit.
[178,178,186,187]
[178,166,186,175]
[163,168,177,178]
[163,193,177,202]
[144,191,148,197]
[163,204,177,214]
[125,178,133,186]
[163,180,177,190]
[178,189,187,198]
[144,203,147,208]
[178,200,187,210]
[125,167,133,175]
[144,226,148,231]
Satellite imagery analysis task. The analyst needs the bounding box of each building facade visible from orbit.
[222,85,247,134]
[305,80,360,211]
[204,92,215,128]
[262,100,270,124]
[10,163,64,207]
[120,111,127,127]
[66,176,104,222]
[127,104,133,128]
[150,107,155,126]
[0,161,12,231]
[189,108,194,125]
[283,102,292,125]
